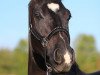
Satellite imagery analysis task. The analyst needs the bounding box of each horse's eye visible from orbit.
[34,11,43,19]
[34,11,40,17]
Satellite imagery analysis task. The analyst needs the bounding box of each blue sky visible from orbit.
[0,0,100,50]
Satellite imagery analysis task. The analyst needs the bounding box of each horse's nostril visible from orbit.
[54,49,63,64]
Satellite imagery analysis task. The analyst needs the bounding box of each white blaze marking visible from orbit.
[59,33,65,43]
[64,51,71,64]
[47,3,59,12]
[59,33,71,64]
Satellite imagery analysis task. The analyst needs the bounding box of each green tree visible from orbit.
[0,39,28,75]
[0,48,15,74]
[74,34,100,73]
[13,39,28,75]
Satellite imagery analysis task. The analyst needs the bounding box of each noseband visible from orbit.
[29,24,70,47]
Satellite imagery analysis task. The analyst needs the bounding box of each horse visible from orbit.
[28,0,100,75]
[28,0,75,75]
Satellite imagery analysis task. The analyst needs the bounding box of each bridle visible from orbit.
[29,24,70,47]
[29,2,70,47]
[29,23,70,73]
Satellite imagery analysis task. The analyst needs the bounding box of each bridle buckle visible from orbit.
[41,38,48,47]
[46,64,52,72]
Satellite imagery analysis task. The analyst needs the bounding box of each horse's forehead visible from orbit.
[47,3,60,13]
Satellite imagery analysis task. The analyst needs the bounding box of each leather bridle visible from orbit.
[29,24,70,47]
[29,23,70,73]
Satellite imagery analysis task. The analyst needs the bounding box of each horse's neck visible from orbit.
[28,43,46,75]
[69,62,86,75]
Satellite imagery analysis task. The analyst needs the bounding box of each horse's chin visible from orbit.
[52,63,72,73]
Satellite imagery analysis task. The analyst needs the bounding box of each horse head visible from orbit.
[29,0,75,73]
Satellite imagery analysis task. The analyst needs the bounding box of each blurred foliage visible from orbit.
[13,39,28,75]
[0,34,100,75]
[0,39,28,75]
[75,34,100,73]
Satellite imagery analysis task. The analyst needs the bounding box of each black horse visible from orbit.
[28,0,100,75]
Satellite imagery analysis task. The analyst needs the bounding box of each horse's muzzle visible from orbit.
[52,48,75,73]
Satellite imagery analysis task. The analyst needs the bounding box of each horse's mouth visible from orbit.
[53,64,71,73]
[47,62,72,73]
